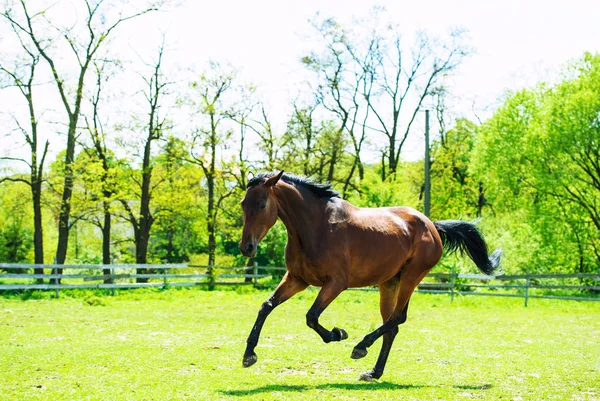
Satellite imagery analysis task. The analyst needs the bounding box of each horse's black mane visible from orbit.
[247,172,340,199]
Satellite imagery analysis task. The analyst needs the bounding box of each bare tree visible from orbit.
[305,10,469,183]
[187,62,239,269]
[287,102,320,177]
[368,29,468,178]
[240,104,281,173]
[120,42,170,282]
[1,0,159,274]
[303,17,368,186]
[77,60,120,282]
[0,47,48,279]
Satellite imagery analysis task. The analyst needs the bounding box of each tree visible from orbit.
[148,138,205,263]
[241,104,280,173]
[430,119,484,218]
[0,181,33,265]
[281,108,348,186]
[1,0,158,273]
[303,16,370,186]
[365,28,467,179]
[304,10,469,183]
[281,103,321,177]
[120,43,171,282]
[186,62,240,268]
[0,42,47,277]
[76,60,122,281]
[476,53,600,272]
[533,53,600,269]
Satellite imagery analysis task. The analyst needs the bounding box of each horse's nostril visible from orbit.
[247,243,254,251]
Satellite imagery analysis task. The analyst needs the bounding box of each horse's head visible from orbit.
[239,171,283,257]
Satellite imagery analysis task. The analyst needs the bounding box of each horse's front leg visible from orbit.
[306,280,349,343]
[243,272,308,367]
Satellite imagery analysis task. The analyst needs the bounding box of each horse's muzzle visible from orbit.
[239,240,257,258]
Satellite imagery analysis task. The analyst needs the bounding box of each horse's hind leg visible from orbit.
[357,276,402,381]
[243,272,308,367]
[352,262,432,378]
[305,280,349,343]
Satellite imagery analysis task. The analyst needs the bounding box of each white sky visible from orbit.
[1,0,600,169]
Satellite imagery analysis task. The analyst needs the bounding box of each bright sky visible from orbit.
[2,0,600,168]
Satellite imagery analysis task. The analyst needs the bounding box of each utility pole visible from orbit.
[424,109,431,217]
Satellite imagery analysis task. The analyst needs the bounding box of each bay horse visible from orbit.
[239,171,501,381]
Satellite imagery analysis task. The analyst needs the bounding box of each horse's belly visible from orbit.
[347,231,412,287]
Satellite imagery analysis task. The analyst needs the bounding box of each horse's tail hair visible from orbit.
[433,220,502,276]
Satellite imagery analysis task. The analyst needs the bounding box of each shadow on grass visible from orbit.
[220,382,427,397]
[454,384,493,390]
[220,382,493,397]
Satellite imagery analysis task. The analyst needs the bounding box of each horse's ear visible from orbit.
[264,170,284,188]
[247,171,254,181]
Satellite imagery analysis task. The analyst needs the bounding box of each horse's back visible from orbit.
[344,204,442,287]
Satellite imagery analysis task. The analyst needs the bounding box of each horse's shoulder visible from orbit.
[325,198,354,225]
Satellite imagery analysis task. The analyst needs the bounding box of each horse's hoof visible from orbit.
[359,371,374,382]
[242,353,257,367]
[332,327,348,341]
[351,347,368,359]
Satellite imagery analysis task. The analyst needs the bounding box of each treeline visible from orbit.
[0,1,599,277]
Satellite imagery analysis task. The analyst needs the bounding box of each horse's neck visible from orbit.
[275,185,324,257]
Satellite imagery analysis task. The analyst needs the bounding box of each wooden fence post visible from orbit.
[111,256,115,296]
[525,278,530,307]
[253,262,258,288]
[111,266,115,296]
[450,266,455,302]
[208,264,215,290]
[53,258,59,298]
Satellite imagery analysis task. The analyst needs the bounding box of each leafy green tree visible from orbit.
[149,138,205,263]
[118,43,172,281]
[186,62,244,268]
[475,53,600,273]
[1,0,159,267]
[430,118,486,218]
[0,182,32,264]
[0,48,47,276]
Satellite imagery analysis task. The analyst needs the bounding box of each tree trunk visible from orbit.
[207,177,216,289]
[135,229,150,283]
[327,148,338,183]
[31,180,44,282]
[53,123,77,283]
[342,158,358,198]
[476,182,486,218]
[166,228,174,263]
[207,113,217,269]
[102,201,112,283]
[207,173,216,268]
[135,124,155,283]
[244,257,255,283]
[387,138,398,179]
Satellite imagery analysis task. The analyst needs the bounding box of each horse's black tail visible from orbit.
[433,220,502,276]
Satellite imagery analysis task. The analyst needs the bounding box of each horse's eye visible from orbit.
[260,202,267,210]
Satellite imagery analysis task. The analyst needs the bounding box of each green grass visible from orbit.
[1,288,599,400]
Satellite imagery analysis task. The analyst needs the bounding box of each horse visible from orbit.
[238,171,501,381]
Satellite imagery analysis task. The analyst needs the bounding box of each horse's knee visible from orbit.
[258,299,275,317]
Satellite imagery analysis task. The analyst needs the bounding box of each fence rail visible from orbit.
[0,263,598,305]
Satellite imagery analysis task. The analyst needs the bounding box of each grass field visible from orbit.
[1,287,599,401]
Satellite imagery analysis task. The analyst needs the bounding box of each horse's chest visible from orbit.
[285,252,333,287]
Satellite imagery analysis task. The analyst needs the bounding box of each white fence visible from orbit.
[0,263,599,305]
